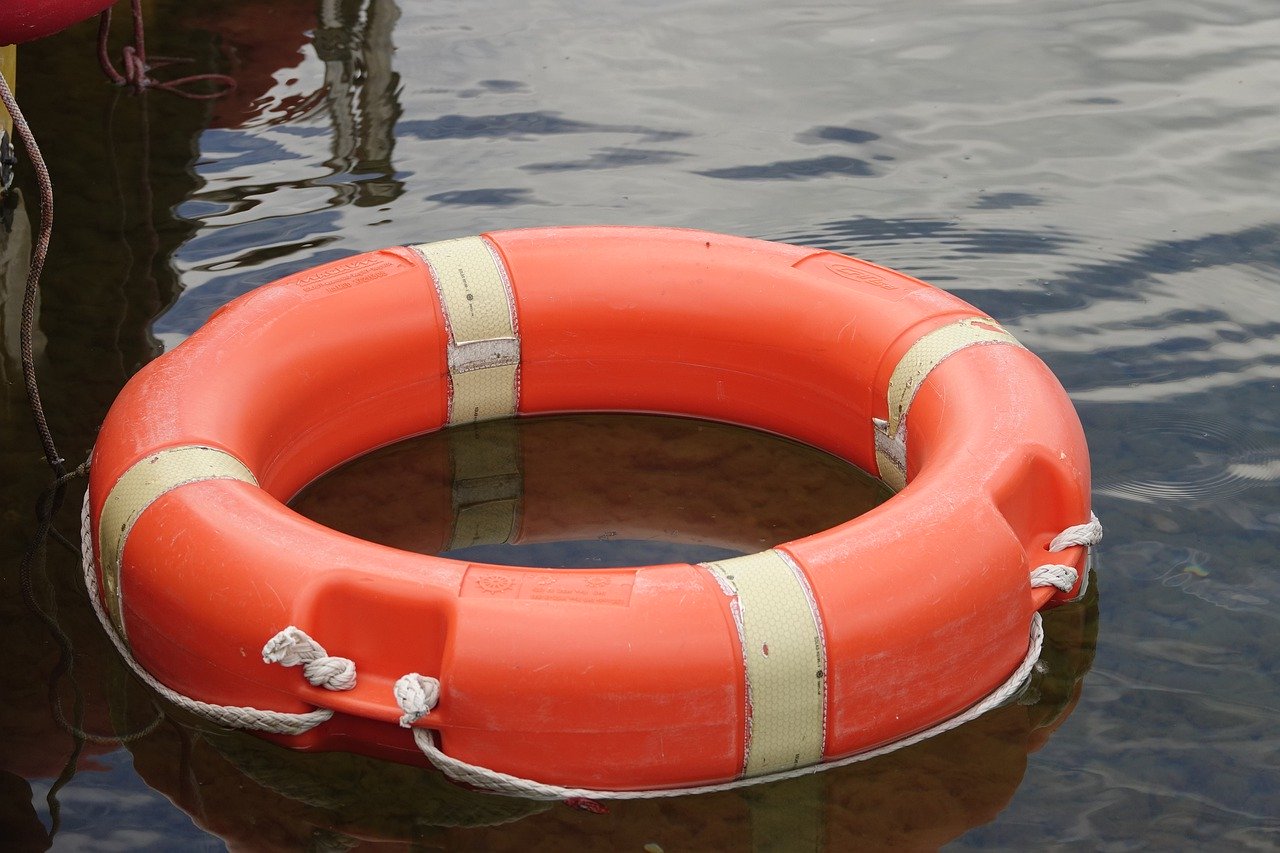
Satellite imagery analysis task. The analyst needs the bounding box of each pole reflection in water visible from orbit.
[1,189,41,391]
[316,0,403,206]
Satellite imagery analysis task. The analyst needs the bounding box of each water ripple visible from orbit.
[425,187,535,206]
[776,216,1079,259]
[1094,411,1280,504]
[398,111,687,142]
[522,147,690,172]
[695,155,876,181]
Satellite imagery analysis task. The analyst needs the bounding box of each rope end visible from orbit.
[263,626,356,690]
[261,625,314,666]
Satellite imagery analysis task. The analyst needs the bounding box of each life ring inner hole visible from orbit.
[290,412,892,569]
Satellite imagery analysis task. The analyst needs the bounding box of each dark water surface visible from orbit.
[2,0,1278,849]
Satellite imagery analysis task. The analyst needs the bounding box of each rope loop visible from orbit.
[1029,512,1102,595]
[394,673,441,727]
[1030,564,1079,592]
[406,616,1046,799]
[1048,512,1103,552]
[262,627,357,691]
[96,0,236,100]
[303,657,357,692]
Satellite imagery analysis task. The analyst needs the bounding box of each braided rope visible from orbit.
[80,492,333,735]
[96,0,236,100]
[1030,563,1079,592]
[1048,512,1103,551]
[394,673,442,727]
[401,615,1045,800]
[0,68,63,477]
[1029,512,1103,594]
[262,627,357,691]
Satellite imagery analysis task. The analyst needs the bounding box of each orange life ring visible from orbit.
[85,226,1098,796]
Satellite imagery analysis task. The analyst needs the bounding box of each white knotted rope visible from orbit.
[399,614,1046,801]
[1029,512,1103,594]
[394,673,442,727]
[262,627,357,691]
[80,492,336,734]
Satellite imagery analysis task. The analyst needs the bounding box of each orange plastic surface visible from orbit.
[88,227,1093,790]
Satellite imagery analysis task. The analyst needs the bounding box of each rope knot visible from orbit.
[262,626,357,691]
[394,672,441,727]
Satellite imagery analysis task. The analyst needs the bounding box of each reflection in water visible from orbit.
[68,413,1096,851]
[779,214,1079,263]
[316,0,404,206]
[795,126,881,145]
[156,0,406,341]
[1107,541,1273,615]
[523,146,690,173]
[696,155,877,181]
[970,191,1043,210]
[1096,411,1280,503]
[106,579,1093,852]
[396,111,687,142]
[0,192,41,390]
[291,414,892,567]
[426,186,533,207]
[956,223,1280,328]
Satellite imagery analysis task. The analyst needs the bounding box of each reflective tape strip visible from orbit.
[97,446,258,639]
[874,317,1023,491]
[447,420,522,549]
[449,499,520,550]
[1,46,16,137]
[702,549,826,777]
[410,236,520,425]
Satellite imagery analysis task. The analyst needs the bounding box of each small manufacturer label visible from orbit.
[292,252,410,295]
[794,252,916,302]
[826,262,900,289]
[462,567,635,606]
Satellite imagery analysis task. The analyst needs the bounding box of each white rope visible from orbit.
[1029,512,1103,594]
[1048,512,1103,552]
[80,492,334,735]
[262,626,357,691]
[1029,564,1079,592]
[394,673,441,727]
[401,614,1046,800]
